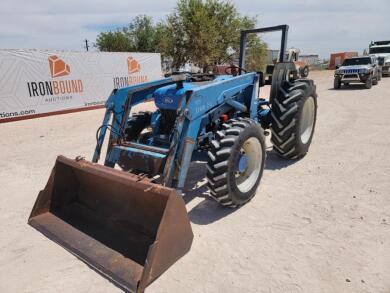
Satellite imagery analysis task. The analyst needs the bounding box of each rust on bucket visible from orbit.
[28,156,193,292]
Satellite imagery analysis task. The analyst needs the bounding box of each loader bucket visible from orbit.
[28,156,193,293]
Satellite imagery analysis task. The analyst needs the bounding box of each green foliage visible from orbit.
[245,34,268,72]
[96,15,160,52]
[124,15,160,52]
[163,0,267,71]
[156,15,188,70]
[96,1,267,72]
[96,31,131,52]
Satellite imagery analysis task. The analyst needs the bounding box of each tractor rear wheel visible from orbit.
[206,118,266,207]
[270,79,317,159]
[124,111,152,142]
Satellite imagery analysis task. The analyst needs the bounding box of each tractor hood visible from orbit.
[153,75,232,110]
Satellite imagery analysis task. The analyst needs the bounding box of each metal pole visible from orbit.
[279,27,289,62]
[238,31,247,74]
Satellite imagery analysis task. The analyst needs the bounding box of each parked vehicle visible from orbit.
[369,40,390,76]
[334,56,380,89]
[286,48,310,77]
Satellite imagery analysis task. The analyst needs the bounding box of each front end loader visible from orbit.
[29,25,318,292]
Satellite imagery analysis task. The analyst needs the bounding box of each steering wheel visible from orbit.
[225,66,247,75]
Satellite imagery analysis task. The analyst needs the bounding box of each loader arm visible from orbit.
[93,77,176,163]
[94,73,259,190]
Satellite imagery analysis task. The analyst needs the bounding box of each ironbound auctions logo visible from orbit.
[49,55,70,77]
[27,55,83,98]
[113,56,148,88]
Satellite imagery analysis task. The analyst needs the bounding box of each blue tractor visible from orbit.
[29,25,317,292]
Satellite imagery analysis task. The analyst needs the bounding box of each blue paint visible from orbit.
[92,72,266,189]
[238,154,248,173]
[114,145,166,159]
[154,84,187,110]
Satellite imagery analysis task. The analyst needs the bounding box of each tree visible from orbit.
[124,15,160,52]
[96,15,160,52]
[244,33,268,72]
[96,1,268,72]
[96,31,131,52]
[155,16,188,70]
[158,0,267,71]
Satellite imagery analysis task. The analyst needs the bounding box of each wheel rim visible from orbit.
[235,137,263,193]
[299,96,315,145]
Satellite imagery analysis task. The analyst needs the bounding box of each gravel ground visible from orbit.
[0,70,389,293]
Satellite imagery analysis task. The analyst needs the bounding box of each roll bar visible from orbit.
[238,25,289,70]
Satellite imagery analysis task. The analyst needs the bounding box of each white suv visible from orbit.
[334,56,380,89]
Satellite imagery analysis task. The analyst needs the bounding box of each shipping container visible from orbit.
[329,52,358,69]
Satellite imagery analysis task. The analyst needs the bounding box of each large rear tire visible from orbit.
[271,79,317,159]
[207,118,266,207]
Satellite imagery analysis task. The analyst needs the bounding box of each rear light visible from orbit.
[220,114,229,122]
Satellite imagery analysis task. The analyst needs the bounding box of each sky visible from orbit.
[0,0,389,59]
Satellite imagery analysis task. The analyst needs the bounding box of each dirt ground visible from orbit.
[0,70,389,293]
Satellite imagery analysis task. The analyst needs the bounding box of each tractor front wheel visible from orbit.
[124,111,152,142]
[206,118,266,207]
